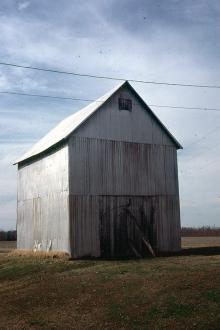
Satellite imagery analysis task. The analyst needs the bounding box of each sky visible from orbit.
[0,0,220,230]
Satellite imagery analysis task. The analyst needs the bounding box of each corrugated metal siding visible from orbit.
[16,82,181,164]
[17,145,70,253]
[69,136,181,257]
[69,195,180,258]
[18,146,69,201]
[74,85,175,147]
[69,195,100,258]
[69,136,179,196]
[17,199,33,249]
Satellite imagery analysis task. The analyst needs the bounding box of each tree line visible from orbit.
[0,230,17,241]
[181,226,220,237]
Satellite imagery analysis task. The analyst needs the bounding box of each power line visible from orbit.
[0,91,97,102]
[1,90,220,113]
[0,61,220,89]
[148,104,220,112]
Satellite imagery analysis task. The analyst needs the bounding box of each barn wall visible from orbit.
[69,137,179,196]
[69,195,100,258]
[73,85,175,147]
[69,136,181,257]
[17,145,70,253]
[69,195,180,258]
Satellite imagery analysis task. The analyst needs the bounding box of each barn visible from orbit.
[15,81,182,258]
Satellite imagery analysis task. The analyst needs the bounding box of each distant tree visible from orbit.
[7,230,17,241]
[0,230,17,241]
[0,231,7,240]
[181,226,220,237]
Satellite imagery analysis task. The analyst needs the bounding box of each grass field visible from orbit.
[0,239,219,329]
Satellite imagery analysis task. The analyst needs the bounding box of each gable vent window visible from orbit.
[118,98,132,111]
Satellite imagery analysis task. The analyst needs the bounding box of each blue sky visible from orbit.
[0,0,220,229]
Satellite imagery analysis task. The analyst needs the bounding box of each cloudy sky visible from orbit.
[0,0,220,230]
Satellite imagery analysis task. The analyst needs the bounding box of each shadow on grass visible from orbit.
[159,246,220,257]
[71,246,220,261]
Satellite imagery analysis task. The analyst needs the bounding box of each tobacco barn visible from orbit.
[15,81,182,258]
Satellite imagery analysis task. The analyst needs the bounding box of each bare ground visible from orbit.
[182,236,220,248]
[0,241,16,253]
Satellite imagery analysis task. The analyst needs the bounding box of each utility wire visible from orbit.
[1,90,220,113]
[148,104,220,112]
[0,61,220,89]
[1,89,220,168]
[0,91,97,102]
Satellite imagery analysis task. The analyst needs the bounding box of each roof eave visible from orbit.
[14,80,182,165]
[124,81,183,150]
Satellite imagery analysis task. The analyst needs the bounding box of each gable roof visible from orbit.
[15,81,182,164]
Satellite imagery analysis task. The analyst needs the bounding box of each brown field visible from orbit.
[0,241,16,253]
[182,236,220,248]
[0,238,219,330]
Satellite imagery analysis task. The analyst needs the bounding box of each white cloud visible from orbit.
[18,1,30,11]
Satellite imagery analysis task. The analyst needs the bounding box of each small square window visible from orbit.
[118,98,132,111]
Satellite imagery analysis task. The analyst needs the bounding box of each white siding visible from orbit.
[17,145,70,253]
[69,136,178,196]
[73,85,175,146]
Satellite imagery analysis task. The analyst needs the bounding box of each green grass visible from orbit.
[0,250,219,329]
[203,289,220,303]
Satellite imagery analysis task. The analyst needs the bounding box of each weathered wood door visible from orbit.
[99,196,157,258]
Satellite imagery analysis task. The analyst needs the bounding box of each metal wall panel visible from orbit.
[17,145,70,253]
[68,136,181,257]
[69,137,179,196]
[17,199,33,249]
[69,195,100,258]
[69,195,181,258]
[18,145,69,201]
[73,85,175,147]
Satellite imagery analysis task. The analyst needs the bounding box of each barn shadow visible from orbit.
[158,246,220,257]
[69,246,220,262]
[69,246,220,261]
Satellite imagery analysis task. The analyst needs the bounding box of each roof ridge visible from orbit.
[15,80,182,164]
[14,81,127,164]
